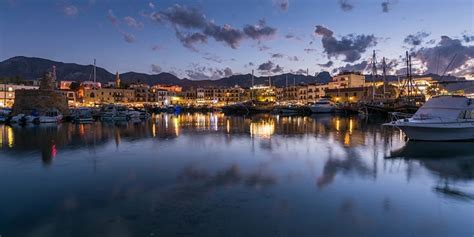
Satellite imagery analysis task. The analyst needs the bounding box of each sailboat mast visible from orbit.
[382,57,387,99]
[371,50,377,101]
[93,58,97,89]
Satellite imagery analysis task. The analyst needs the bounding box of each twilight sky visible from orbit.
[1,0,473,79]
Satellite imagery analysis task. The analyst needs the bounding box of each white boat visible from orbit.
[72,108,94,123]
[10,113,25,123]
[384,95,474,141]
[0,108,11,123]
[310,98,336,113]
[127,110,141,120]
[101,104,129,121]
[38,108,63,123]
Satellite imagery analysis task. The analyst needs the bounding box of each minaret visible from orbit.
[115,72,121,88]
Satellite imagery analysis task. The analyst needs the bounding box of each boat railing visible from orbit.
[389,112,412,122]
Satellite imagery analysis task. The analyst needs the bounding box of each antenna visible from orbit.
[441,54,457,80]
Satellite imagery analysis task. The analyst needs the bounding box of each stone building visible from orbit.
[12,66,69,115]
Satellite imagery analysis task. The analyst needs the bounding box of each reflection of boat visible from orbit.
[384,95,474,141]
[273,104,308,115]
[310,98,336,113]
[388,141,474,159]
[100,104,129,121]
[38,108,63,123]
[72,108,94,123]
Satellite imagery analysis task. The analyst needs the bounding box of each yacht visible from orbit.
[310,98,336,113]
[100,104,129,121]
[0,108,11,123]
[10,113,25,123]
[72,108,94,123]
[38,108,63,123]
[384,95,474,141]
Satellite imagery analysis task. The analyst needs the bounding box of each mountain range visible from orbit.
[0,56,467,90]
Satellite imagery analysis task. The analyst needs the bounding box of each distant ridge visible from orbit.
[0,56,466,89]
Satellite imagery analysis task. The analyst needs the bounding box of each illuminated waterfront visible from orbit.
[0,113,473,236]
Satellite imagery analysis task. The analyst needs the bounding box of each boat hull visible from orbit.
[310,106,334,113]
[393,124,474,141]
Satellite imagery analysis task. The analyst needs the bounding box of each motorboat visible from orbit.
[38,108,63,123]
[72,108,94,123]
[0,108,11,123]
[10,113,25,123]
[310,98,336,113]
[100,104,129,121]
[384,95,474,141]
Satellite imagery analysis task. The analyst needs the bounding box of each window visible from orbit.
[463,110,474,119]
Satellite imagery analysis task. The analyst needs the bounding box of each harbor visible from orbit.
[0,112,473,236]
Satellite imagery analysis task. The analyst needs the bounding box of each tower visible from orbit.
[115,72,121,88]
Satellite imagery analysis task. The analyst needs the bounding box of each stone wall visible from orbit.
[12,90,69,116]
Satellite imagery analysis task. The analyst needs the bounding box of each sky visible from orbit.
[0,0,473,79]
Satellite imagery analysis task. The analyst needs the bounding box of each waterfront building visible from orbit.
[328,72,365,89]
[59,90,78,107]
[83,88,135,104]
[325,86,370,103]
[59,81,75,90]
[81,81,102,89]
[0,84,40,107]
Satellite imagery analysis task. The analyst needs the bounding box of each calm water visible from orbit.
[0,113,473,237]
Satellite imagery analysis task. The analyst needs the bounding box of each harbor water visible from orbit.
[0,113,473,236]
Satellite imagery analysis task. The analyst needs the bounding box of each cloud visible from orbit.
[381,1,390,12]
[203,53,223,63]
[123,16,144,29]
[107,9,118,25]
[288,56,299,61]
[149,2,155,9]
[404,31,430,46]
[224,67,233,77]
[258,45,271,51]
[463,34,474,43]
[151,45,162,51]
[304,48,317,53]
[332,60,370,74]
[339,0,353,11]
[243,19,277,40]
[271,53,284,58]
[151,64,162,73]
[175,31,207,51]
[63,5,78,16]
[315,25,377,62]
[318,61,334,67]
[285,33,302,41]
[273,0,289,11]
[121,32,135,43]
[412,36,474,76]
[185,64,233,80]
[294,69,307,75]
[257,60,283,74]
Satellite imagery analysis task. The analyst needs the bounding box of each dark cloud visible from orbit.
[304,48,317,53]
[243,19,277,40]
[152,5,276,50]
[107,9,118,25]
[412,36,474,76]
[463,34,474,43]
[315,25,377,62]
[271,53,284,58]
[258,61,274,71]
[123,16,144,29]
[273,0,289,11]
[294,69,307,75]
[339,0,353,11]
[203,53,223,63]
[175,31,207,51]
[404,31,430,46]
[185,64,233,80]
[151,64,162,73]
[332,60,370,74]
[381,1,390,13]
[151,45,162,51]
[318,61,334,67]
[272,65,284,73]
[224,67,233,77]
[258,45,271,51]
[288,56,299,61]
[121,32,135,43]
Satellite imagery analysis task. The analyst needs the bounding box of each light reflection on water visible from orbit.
[0,113,473,237]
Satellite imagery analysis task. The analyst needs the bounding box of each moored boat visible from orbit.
[384,95,474,141]
[100,104,129,121]
[72,108,94,123]
[310,98,336,113]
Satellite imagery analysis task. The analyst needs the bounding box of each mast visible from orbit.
[93,58,97,89]
[382,57,387,99]
[371,50,377,101]
[251,69,254,87]
[3,74,6,107]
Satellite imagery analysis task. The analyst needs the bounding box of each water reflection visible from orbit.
[0,113,473,236]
